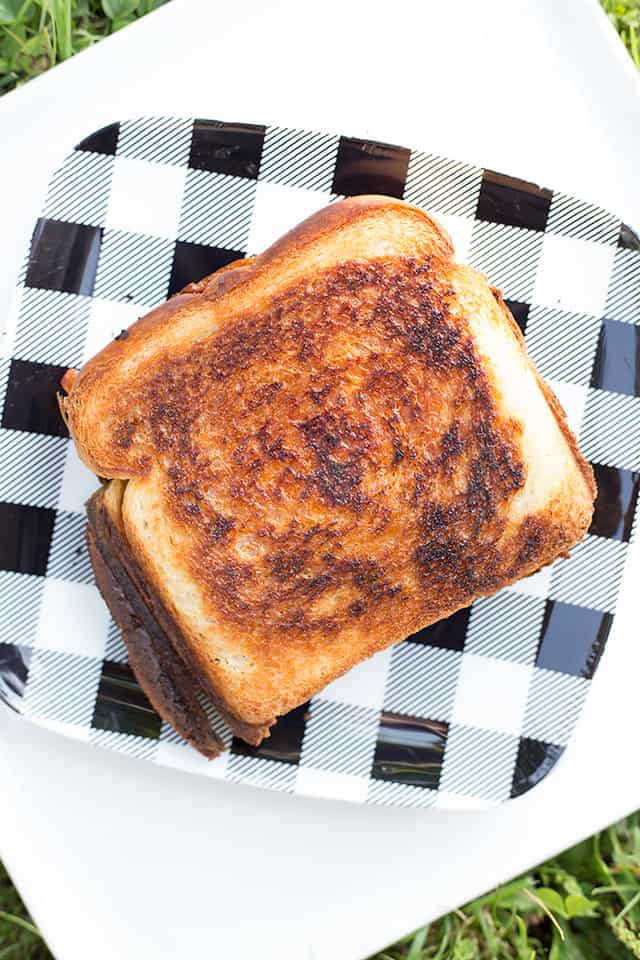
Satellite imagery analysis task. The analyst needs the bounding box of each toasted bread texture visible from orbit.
[63,195,595,731]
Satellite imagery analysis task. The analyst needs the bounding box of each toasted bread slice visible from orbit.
[63,195,595,736]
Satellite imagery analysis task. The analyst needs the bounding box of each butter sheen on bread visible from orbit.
[62,196,596,756]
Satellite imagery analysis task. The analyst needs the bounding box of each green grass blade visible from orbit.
[51,0,72,59]
[616,889,640,922]
[406,925,429,960]
[629,25,639,66]
[0,909,41,937]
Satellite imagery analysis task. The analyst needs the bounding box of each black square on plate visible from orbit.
[92,660,161,740]
[371,712,448,789]
[536,600,612,679]
[75,123,120,156]
[2,358,70,437]
[511,737,564,799]
[618,222,640,251]
[189,120,265,179]
[0,501,55,576]
[590,462,640,542]
[168,242,245,297]
[331,137,410,199]
[231,702,309,765]
[25,219,102,296]
[590,318,640,397]
[476,171,552,232]
[0,643,31,705]
[504,299,530,335]
[406,606,471,651]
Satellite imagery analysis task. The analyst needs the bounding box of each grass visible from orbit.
[1,1,639,959]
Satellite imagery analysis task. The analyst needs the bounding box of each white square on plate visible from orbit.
[57,444,101,515]
[437,213,475,262]
[106,156,186,239]
[295,767,370,803]
[432,790,494,811]
[545,379,589,437]
[533,232,615,315]
[156,740,229,779]
[34,578,109,658]
[452,653,532,735]
[247,181,332,255]
[34,718,91,743]
[509,564,554,601]
[320,646,392,709]
[81,296,148,364]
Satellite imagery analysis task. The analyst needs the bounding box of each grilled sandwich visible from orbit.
[61,196,596,757]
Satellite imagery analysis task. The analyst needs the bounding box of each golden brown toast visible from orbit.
[62,195,595,747]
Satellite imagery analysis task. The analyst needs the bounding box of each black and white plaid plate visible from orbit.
[1,117,638,809]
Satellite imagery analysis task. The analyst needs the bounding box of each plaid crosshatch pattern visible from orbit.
[0,116,639,809]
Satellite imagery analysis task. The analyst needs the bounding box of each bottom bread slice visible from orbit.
[86,482,275,758]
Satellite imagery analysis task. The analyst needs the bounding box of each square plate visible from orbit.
[1,116,638,809]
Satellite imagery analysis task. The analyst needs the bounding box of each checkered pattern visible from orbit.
[1,117,638,810]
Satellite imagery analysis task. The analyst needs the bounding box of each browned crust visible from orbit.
[490,286,597,500]
[87,485,273,752]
